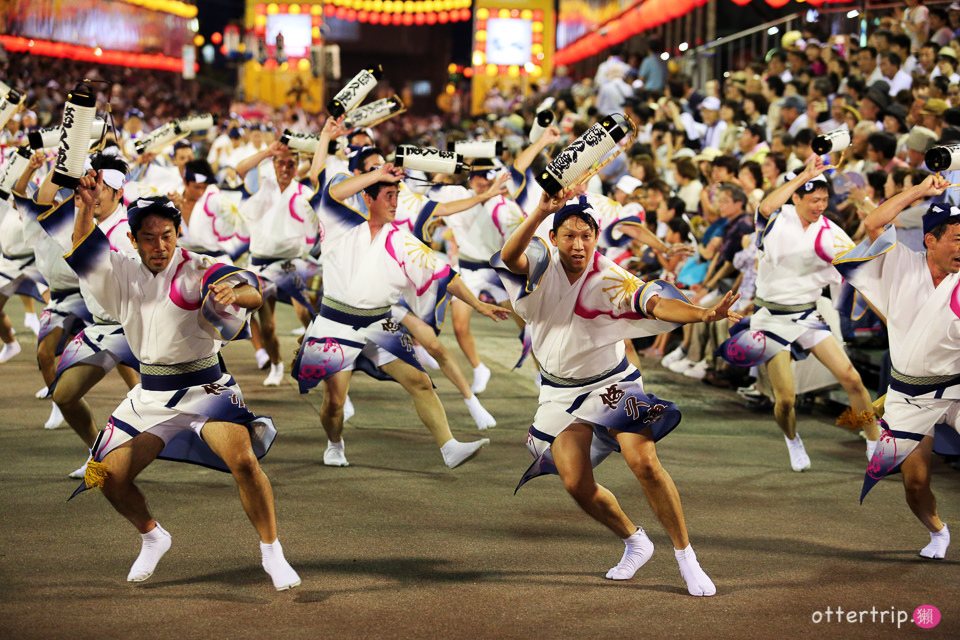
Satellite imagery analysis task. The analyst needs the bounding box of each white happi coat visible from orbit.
[241,168,318,260]
[834,226,960,499]
[15,189,80,291]
[291,173,456,392]
[719,204,855,367]
[493,240,687,489]
[181,186,249,259]
[496,241,681,431]
[755,204,855,305]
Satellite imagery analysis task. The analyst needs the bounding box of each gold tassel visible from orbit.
[872,394,886,420]
[836,408,876,430]
[83,460,110,489]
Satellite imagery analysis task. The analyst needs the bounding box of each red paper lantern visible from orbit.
[336,6,347,19]
[765,0,791,7]
[426,12,437,24]
[324,4,335,16]
[391,12,403,24]
[369,11,380,23]
[438,10,449,23]
[460,8,470,21]
[358,10,369,21]
[347,9,357,20]
[415,12,425,24]
[730,0,751,5]
[403,13,414,25]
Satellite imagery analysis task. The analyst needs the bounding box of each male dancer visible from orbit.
[34,153,140,478]
[236,141,318,385]
[496,192,739,596]
[834,173,958,558]
[14,152,92,430]
[718,155,880,470]
[36,177,298,590]
[0,194,48,362]
[294,157,507,468]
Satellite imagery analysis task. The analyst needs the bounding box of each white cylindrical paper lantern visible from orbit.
[327,65,383,118]
[448,139,503,159]
[52,86,98,188]
[343,95,404,129]
[0,146,32,200]
[529,109,556,144]
[812,129,852,155]
[394,145,465,174]
[536,113,631,196]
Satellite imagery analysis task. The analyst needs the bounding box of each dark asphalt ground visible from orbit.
[1,303,957,640]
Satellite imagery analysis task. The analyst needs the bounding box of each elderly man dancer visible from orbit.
[35,176,299,590]
[294,156,507,468]
[834,173,959,559]
[718,155,880,470]
[495,192,741,596]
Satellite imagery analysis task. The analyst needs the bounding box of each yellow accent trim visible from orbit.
[836,408,876,431]
[832,238,897,265]
[510,164,528,202]
[84,460,110,489]
[328,173,370,222]
[198,269,260,342]
[525,236,550,294]
[63,224,98,259]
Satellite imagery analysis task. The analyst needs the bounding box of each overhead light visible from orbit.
[767,27,779,35]
[679,42,689,52]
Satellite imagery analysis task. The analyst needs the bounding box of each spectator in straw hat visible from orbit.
[920,97,949,135]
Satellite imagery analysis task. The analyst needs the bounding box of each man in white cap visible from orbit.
[718,155,880,470]
[695,96,727,150]
[834,173,957,560]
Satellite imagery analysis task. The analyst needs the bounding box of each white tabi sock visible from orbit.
[343,395,355,422]
[260,539,301,591]
[440,438,489,468]
[323,439,349,467]
[919,523,950,559]
[471,363,491,394]
[263,362,284,386]
[865,439,878,461]
[414,344,440,370]
[675,544,716,596]
[605,527,654,580]
[0,340,21,363]
[23,312,39,335]
[44,402,64,429]
[127,523,172,582]
[255,348,270,369]
[464,394,496,430]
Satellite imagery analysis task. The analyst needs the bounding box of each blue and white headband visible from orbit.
[923,203,960,235]
[128,196,182,228]
[784,170,828,194]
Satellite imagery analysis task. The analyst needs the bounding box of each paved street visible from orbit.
[1,303,957,639]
